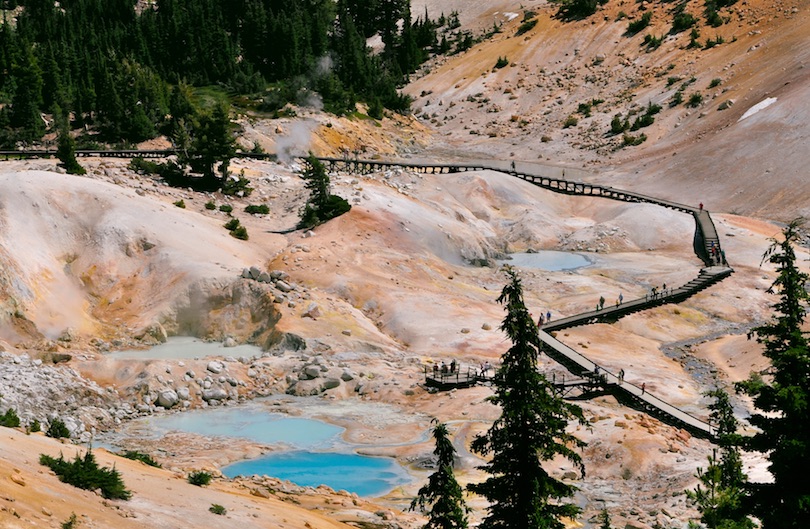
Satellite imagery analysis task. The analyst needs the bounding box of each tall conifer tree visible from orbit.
[735,219,810,528]
[468,267,586,529]
[410,421,469,529]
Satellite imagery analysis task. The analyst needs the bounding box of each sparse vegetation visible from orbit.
[218,204,233,214]
[670,90,685,107]
[709,78,722,88]
[205,201,216,210]
[671,9,697,33]
[40,449,131,500]
[0,408,20,428]
[563,115,579,128]
[577,103,592,117]
[230,226,249,240]
[120,450,161,468]
[46,418,71,439]
[622,133,648,146]
[626,12,652,35]
[61,513,78,529]
[28,419,41,433]
[688,27,702,48]
[610,114,630,134]
[244,204,270,215]
[643,33,664,51]
[704,34,725,49]
[687,92,704,107]
[209,504,227,515]
[515,18,538,36]
[298,154,351,229]
[188,470,213,486]
[173,199,186,208]
[494,56,509,70]
[555,0,605,20]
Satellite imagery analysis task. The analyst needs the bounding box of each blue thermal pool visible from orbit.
[107,336,264,360]
[223,451,411,497]
[138,406,411,496]
[499,251,591,271]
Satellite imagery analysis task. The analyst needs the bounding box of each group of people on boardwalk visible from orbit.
[708,240,726,265]
[595,293,624,311]
[646,283,669,301]
[433,359,458,376]
[536,310,552,326]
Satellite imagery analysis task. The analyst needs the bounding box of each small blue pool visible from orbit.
[223,451,411,497]
[499,251,591,271]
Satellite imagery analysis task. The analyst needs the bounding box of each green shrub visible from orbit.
[222,174,253,197]
[230,226,249,240]
[706,9,724,27]
[709,78,722,88]
[128,157,161,175]
[666,76,681,87]
[670,90,684,107]
[515,18,538,36]
[563,115,579,128]
[643,33,663,51]
[219,204,233,213]
[494,56,509,69]
[47,418,71,439]
[671,11,697,33]
[173,199,186,208]
[704,35,725,49]
[209,504,227,515]
[616,10,628,20]
[626,12,652,35]
[610,114,629,134]
[188,470,212,486]
[40,450,131,500]
[120,450,161,468]
[244,204,270,215]
[622,133,647,146]
[224,218,241,231]
[687,92,704,107]
[0,408,20,428]
[28,419,41,433]
[61,513,78,529]
[577,102,592,117]
[205,201,217,210]
[630,114,654,131]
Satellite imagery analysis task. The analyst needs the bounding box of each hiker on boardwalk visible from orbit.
[618,293,623,305]
[699,202,703,211]
[641,382,646,394]
[538,313,544,326]
[619,369,625,384]
[599,296,605,310]
[450,359,457,373]
[433,363,439,376]
[441,361,448,374]
[546,310,551,322]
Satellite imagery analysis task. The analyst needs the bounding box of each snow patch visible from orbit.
[503,12,519,21]
[738,97,777,122]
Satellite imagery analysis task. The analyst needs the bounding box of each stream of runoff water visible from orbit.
[107,336,264,360]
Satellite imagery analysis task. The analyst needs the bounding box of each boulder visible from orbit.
[207,361,224,374]
[223,337,237,348]
[258,272,272,283]
[270,270,289,281]
[302,365,321,379]
[340,370,354,382]
[241,268,252,279]
[322,378,341,390]
[275,280,294,293]
[202,388,229,402]
[302,302,321,319]
[176,387,191,401]
[249,266,261,279]
[156,389,179,408]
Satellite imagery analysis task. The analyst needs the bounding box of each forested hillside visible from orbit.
[0,0,452,146]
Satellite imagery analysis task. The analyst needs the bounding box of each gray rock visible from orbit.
[185,370,196,379]
[258,272,272,283]
[303,365,321,379]
[156,389,179,408]
[322,378,341,390]
[247,368,258,378]
[249,266,261,279]
[340,370,354,382]
[207,361,224,374]
[270,270,289,281]
[202,388,229,402]
[276,280,293,293]
[241,268,252,279]
[223,337,237,348]
[176,387,191,400]
[302,302,320,319]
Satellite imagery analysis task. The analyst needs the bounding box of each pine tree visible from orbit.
[410,421,469,529]
[468,267,586,529]
[57,127,86,175]
[686,389,753,529]
[735,219,810,528]
[597,509,612,529]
